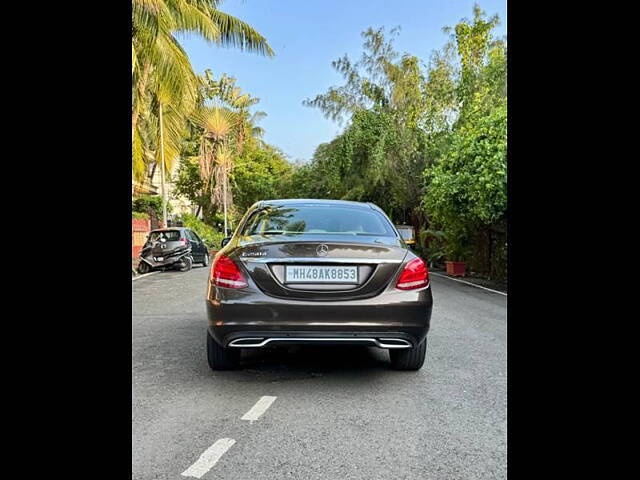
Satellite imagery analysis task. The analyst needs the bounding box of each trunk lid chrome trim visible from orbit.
[242,257,402,264]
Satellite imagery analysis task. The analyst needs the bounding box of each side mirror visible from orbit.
[221,237,231,248]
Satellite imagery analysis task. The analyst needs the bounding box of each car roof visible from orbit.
[252,199,380,210]
[149,227,188,233]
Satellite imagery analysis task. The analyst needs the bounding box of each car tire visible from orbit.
[389,338,427,371]
[137,261,151,274]
[202,252,209,267]
[178,256,193,272]
[207,331,240,370]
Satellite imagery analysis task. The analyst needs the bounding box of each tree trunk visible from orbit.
[132,105,139,146]
[223,174,228,236]
[410,210,428,250]
[488,228,493,280]
[159,102,168,227]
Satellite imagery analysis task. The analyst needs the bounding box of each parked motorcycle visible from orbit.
[137,229,194,274]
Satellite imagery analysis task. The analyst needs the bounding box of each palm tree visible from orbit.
[189,70,267,233]
[132,0,273,223]
[191,105,239,235]
[223,84,262,157]
[132,0,273,137]
[236,109,267,154]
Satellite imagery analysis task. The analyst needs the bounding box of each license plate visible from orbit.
[285,265,358,283]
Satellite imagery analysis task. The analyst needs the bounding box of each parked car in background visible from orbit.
[206,199,433,371]
[137,227,209,274]
[395,224,416,246]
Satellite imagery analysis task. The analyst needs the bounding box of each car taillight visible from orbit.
[211,255,248,288]
[395,257,429,290]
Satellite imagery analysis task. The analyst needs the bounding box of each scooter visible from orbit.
[137,236,194,274]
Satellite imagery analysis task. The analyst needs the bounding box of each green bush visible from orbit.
[132,212,149,220]
[179,213,225,249]
[133,195,171,218]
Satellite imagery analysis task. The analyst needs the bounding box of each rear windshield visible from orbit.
[242,205,396,237]
[148,230,181,242]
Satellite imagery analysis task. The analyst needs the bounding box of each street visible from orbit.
[132,266,506,480]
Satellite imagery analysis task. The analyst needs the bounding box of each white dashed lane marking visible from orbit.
[241,396,278,423]
[181,438,236,478]
[180,396,277,477]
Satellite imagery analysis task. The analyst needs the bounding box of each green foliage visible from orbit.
[232,143,292,211]
[179,213,225,249]
[132,211,149,220]
[175,124,292,226]
[416,228,446,262]
[174,156,205,205]
[420,5,506,267]
[153,4,507,279]
[300,24,442,226]
[424,104,507,232]
[299,5,507,278]
[133,195,169,218]
[182,69,272,231]
[174,153,213,219]
[132,0,274,181]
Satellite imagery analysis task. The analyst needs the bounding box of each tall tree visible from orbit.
[423,5,507,274]
[299,5,507,278]
[232,143,291,212]
[188,70,269,233]
[190,105,238,232]
[132,0,273,181]
[303,27,430,223]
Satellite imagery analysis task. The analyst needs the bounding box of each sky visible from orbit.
[178,0,507,163]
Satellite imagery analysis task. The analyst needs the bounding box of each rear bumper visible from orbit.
[140,251,191,269]
[206,284,432,348]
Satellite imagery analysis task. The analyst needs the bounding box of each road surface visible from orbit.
[132,266,506,479]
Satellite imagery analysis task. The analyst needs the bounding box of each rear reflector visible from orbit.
[211,255,248,288]
[395,257,429,290]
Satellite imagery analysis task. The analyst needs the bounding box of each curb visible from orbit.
[132,271,160,281]
[430,271,507,296]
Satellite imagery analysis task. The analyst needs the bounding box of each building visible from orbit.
[132,161,197,220]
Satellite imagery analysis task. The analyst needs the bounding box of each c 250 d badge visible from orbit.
[241,251,267,257]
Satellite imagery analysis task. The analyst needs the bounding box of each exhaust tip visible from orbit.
[228,338,265,347]
[377,338,412,349]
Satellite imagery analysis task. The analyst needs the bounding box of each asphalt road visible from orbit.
[132,266,506,480]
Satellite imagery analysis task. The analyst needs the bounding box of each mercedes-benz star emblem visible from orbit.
[316,244,329,257]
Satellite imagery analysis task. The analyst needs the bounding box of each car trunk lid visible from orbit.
[232,234,407,300]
